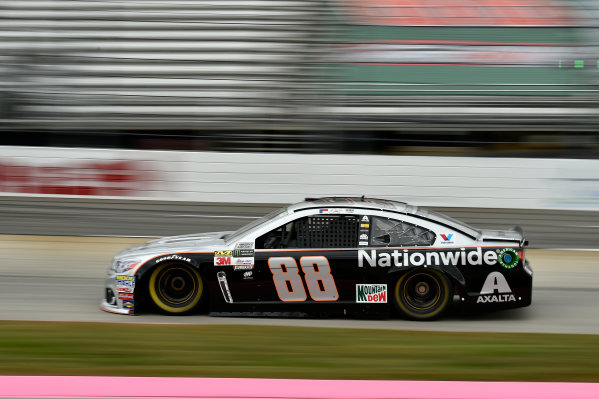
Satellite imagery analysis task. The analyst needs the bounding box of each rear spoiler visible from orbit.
[513,226,529,247]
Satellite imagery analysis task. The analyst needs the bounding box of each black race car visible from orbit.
[101,197,532,320]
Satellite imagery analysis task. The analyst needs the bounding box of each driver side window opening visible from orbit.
[256,215,359,249]
[370,217,435,247]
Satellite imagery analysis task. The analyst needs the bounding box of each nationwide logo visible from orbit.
[477,272,518,303]
[356,284,387,303]
[358,248,502,267]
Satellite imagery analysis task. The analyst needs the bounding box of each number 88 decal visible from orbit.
[268,256,339,302]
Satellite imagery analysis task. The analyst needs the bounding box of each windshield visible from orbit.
[224,207,288,244]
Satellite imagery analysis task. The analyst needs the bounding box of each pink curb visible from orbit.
[0,377,598,399]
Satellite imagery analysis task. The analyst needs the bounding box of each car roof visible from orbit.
[287,196,480,238]
[288,197,414,213]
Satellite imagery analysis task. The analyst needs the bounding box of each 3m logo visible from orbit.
[214,257,231,266]
[441,234,453,241]
[356,284,387,303]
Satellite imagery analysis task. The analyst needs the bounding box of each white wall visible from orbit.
[0,146,597,211]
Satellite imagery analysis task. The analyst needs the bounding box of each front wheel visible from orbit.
[393,268,451,320]
[148,262,204,314]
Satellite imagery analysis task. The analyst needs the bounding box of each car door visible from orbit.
[253,212,361,306]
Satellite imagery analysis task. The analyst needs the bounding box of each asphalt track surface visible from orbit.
[1,233,598,334]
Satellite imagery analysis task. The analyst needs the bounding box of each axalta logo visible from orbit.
[356,284,387,303]
[477,272,518,304]
[358,248,503,267]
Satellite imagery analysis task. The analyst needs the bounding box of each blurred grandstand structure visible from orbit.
[0,0,598,155]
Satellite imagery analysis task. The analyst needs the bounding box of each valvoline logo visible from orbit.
[441,234,453,241]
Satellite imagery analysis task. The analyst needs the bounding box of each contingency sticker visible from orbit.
[233,242,255,270]
[319,208,355,214]
[497,248,519,269]
[116,275,135,293]
[122,299,135,310]
[358,215,370,246]
[214,250,233,266]
[235,242,254,250]
[439,233,455,244]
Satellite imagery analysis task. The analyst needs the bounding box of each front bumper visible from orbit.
[99,274,135,315]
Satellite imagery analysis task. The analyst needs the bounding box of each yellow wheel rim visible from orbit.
[395,269,450,320]
[149,263,203,313]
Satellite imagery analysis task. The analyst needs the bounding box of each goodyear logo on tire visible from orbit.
[498,248,519,269]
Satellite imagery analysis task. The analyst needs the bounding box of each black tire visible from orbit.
[148,262,204,314]
[393,268,451,320]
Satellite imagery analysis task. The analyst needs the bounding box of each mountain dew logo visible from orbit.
[356,284,387,303]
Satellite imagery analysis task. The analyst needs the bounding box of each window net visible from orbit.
[295,216,358,248]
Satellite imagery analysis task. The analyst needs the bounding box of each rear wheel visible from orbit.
[148,262,203,314]
[394,268,451,320]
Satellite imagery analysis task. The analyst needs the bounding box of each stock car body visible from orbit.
[101,197,532,320]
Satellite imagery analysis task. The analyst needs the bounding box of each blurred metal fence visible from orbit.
[1,0,599,141]
[0,0,321,130]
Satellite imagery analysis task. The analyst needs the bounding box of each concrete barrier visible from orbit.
[1,146,599,211]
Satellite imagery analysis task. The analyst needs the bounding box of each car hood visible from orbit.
[116,231,234,258]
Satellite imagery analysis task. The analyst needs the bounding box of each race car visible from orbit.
[101,197,532,320]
